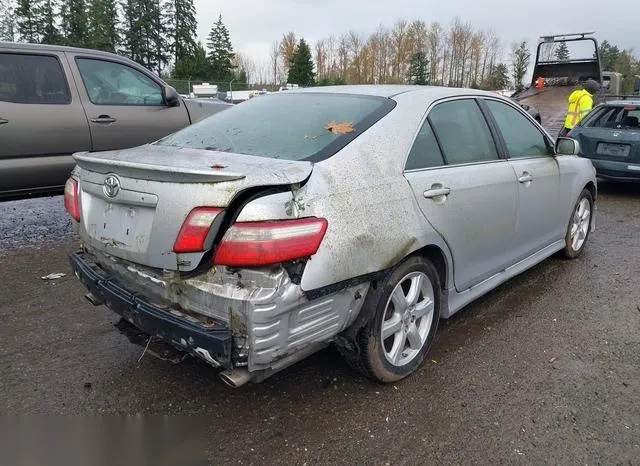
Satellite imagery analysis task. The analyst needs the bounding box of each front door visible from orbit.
[482,98,563,260]
[403,98,518,291]
[68,55,190,152]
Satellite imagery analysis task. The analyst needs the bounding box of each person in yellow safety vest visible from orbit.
[558,79,600,137]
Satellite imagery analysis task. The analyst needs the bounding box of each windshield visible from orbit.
[156,93,395,162]
[582,104,640,129]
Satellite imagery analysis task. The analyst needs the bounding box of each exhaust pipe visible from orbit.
[219,368,253,388]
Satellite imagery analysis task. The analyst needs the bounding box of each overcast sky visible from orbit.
[194,0,637,65]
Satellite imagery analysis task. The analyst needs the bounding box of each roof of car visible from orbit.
[0,41,133,62]
[290,84,503,99]
[602,99,640,106]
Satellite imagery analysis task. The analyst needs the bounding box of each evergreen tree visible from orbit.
[87,0,119,52]
[511,41,531,91]
[147,0,169,74]
[162,0,175,58]
[596,40,621,71]
[164,0,197,64]
[61,0,88,47]
[287,38,315,86]
[206,14,235,82]
[121,0,168,73]
[555,41,570,61]
[173,41,212,81]
[0,0,17,41]
[15,0,42,42]
[121,0,142,61]
[482,63,510,90]
[39,0,62,44]
[153,0,173,76]
[407,52,429,85]
[233,68,248,90]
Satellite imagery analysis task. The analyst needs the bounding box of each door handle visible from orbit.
[91,115,117,124]
[518,172,533,183]
[423,186,451,199]
[0,117,8,125]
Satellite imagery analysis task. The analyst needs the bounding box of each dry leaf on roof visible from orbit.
[324,121,355,135]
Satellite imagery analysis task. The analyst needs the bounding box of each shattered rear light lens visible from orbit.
[173,207,224,253]
[214,217,328,267]
[64,178,80,222]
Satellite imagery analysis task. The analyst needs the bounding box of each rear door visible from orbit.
[481,98,563,260]
[403,98,518,291]
[0,50,91,196]
[67,53,190,151]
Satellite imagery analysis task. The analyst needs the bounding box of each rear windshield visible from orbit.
[156,93,395,162]
[581,104,640,129]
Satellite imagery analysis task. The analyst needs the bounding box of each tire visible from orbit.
[339,256,441,383]
[561,188,594,259]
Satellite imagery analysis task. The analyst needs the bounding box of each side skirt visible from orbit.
[442,240,565,319]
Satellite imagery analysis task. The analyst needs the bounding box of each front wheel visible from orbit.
[340,256,441,382]
[561,188,594,259]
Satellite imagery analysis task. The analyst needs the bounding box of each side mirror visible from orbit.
[164,85,180,107]
[555,137,581,156]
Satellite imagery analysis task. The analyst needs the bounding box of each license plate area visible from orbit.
[596,143,630,157]
[85,195,155,254]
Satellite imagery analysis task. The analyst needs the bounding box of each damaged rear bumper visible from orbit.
[69,251,232,368]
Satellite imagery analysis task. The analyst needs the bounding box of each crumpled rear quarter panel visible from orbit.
[267,90,454,292]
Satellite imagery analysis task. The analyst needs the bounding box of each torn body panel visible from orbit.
[257,90,457,294]
[77,244,369,374]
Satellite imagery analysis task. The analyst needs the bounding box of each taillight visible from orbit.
[64,178,80,222]
[173,207,224,253]
[213,218,328,267]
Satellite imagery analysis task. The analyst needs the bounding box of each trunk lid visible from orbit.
[73,144,312,272]
[575,127,640,163]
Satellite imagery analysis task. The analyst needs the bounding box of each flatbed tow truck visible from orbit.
[512,32,603,136]
[513,32,640,136]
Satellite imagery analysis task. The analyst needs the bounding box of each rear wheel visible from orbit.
[561,188,593,258]
[340,256,441,382]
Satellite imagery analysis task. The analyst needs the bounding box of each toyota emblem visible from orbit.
[103,175,121,198]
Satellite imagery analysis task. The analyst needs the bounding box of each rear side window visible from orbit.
[582,104,640,129]
[428,99,499,165]
[485,100,551,158]
[405,119,445,170]
[156,93,395,162]
[0,53,70,104]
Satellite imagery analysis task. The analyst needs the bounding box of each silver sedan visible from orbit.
[66,85,597,386]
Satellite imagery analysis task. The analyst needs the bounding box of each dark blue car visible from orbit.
[569,98,640,182]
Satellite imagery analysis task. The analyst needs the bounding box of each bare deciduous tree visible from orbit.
[270,40,281,85]
[390,20,410,81]
[305,17,514,89]
[279,32,297,74]
[347,30,364,83]
[426,22,444,85]
[538,42,558,62]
